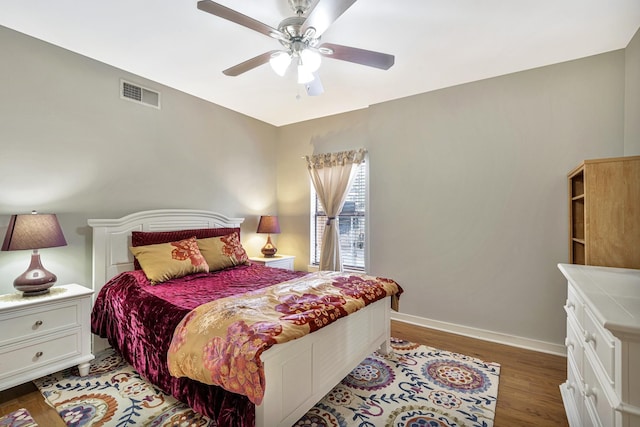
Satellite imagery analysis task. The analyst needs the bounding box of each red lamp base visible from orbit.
[261,235,277,258]
[14,251,57,296]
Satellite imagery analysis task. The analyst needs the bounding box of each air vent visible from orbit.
[120,80,160,108]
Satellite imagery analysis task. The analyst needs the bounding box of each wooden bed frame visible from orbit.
[88,209,392,427]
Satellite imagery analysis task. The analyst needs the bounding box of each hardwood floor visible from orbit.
[1,321,568,426]
[0,382,66,426]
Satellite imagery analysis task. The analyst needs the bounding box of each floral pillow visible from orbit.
[197,232,250,272]
[131,227,240,270]
[129,237,209,284]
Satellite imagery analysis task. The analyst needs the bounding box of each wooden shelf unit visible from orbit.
[567,155,640,269]
[568,167,586,265]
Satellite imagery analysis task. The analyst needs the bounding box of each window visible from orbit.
[310,161,368,271]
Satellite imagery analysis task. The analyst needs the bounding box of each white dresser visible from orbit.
[0,284,94,391]
[558,264,640,427]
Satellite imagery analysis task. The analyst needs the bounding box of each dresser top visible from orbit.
[558,263,640,337]
[0,284,93,310]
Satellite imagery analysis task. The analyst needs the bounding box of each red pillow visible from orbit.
[131,227,240,269]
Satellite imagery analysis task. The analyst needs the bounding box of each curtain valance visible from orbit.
[305,148,366,170]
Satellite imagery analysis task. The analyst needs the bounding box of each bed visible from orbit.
[88,209,400,427]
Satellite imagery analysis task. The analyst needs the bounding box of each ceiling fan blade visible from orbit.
[319,42,394,70]
[301,0,358,37]
[197,1,288,42]
[305,73,324,96]
[223,51,279,76]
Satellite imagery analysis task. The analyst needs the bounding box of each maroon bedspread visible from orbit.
[91,264,307,427]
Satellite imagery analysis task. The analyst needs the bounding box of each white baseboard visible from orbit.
[391,311,566,357]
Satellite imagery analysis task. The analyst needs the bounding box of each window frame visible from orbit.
[309,159,369,272]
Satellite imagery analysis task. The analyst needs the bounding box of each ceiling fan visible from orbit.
[197,0,395,96]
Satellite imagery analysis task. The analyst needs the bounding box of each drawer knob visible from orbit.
[565,338,574,350]
[566,300,575,310]
[584,385,598,401]
[584,331,596,343]
[34,320,43,327]
[35,351,43,358]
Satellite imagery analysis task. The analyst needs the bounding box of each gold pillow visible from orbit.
[129,237,209,284]
[197,232,250,272]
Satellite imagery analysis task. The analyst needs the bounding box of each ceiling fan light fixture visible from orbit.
[297,62,315,84]
[269,51,292,76]
[197,0,395,94]
[300,48,321,72]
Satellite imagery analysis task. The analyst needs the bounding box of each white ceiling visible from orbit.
[1,0,639,126]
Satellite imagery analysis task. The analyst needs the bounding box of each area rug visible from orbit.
[0,408,38,427]
[34,338,500,426]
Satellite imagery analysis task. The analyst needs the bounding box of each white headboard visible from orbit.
[88,209,245,294]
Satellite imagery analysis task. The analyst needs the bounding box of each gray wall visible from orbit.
[625,27,640,155]
[0,26,279,293]
[276,50,626,348]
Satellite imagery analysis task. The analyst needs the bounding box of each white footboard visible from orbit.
[256,297,391,427]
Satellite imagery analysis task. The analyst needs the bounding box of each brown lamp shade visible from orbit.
[256,215,280,257]
[2,212,67,296]
[256,216,280,234]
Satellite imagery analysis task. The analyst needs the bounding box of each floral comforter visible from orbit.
[167,271,402,405]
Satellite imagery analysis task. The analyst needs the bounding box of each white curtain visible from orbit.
[306,148,366,271]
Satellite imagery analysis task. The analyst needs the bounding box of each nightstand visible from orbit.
[0,284,94,391]
[249,254,295,270]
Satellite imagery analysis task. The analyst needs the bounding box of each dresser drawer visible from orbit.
[583,354,615,427]
[583,307,615,384]
[563,356,585,426]
[0,302,79,346]
[566,285,584,327]
[0,331,81,380]
[566,316,584,377]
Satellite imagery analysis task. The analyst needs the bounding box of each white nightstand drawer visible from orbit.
[264,258,293,270]
[249,255,295,271]
[0,331,81,380]
[0,284,93,391]
[0,302,79,346]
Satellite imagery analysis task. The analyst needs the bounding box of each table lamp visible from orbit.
[1,211,67,296]
[256,215,280,257]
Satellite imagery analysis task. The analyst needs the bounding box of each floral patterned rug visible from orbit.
[0,408,38,427]
[34,338,500,426]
